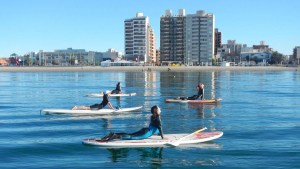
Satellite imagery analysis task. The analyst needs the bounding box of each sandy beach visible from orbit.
[0,66,299,72]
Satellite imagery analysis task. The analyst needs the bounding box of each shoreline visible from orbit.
[0,66,299,72]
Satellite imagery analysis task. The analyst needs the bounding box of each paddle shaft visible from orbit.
[168,127,207,146]
[176,127,207,143]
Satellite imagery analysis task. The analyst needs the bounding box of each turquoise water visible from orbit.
[0,71,299,168]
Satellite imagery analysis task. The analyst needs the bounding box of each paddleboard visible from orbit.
[165,98,222,103]
[82,131,223,148]
[86,93,136,97]
[41,106,143,115]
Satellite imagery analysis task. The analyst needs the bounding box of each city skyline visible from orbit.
[1,0,300,57]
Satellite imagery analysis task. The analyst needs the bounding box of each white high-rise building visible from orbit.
[160,9,215,66]
[124,13,156,63]
[186,10,215,66]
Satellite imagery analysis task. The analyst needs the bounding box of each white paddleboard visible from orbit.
[86,93,136,97]
[41,106,143,115]
[83,131,223,148]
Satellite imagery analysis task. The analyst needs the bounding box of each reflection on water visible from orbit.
[159,71,221,100]
[188,102,222,119]
[105,142,222,167]
[41,113,145,121]
[107,147,163,167]
[101,118,111,129]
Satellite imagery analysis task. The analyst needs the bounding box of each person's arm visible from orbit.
[159,127,164,139]
[157,117,164,139]
[107,102,116,110]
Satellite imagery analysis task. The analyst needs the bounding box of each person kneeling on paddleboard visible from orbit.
[72,91,116,110]
[179,83,204,100]
[111,82,122,94]
[100,105,164,141]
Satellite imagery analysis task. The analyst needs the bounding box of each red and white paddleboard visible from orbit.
[165,98,222,104]
[82,131,223,148]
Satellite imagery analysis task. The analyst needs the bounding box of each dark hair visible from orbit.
[151,105,159,114]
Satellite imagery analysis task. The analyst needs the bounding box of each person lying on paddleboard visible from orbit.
[111,82,122,94]
[72,91,116,110]
[99,105,164,141]
[179,83,204,100]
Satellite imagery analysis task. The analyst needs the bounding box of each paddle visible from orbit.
[165,127,207,147]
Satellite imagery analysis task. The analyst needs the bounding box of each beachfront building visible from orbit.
[37,48,103,66]
[253,41,273,52]
[293,46,300,64]
[156,49,160,65]
[148,26,156,64]
[160,9,186,65]
[186,10,215,66]
[240,52,272,66]
[160,9,215,66]
[222,40,245,56]
[124,13,156,63]
[102,48,123,61]
[214,28,222,56]
[23,52,37,66]
[238,42,273,65]
[0,58,9,66]
[100,60,142,67]
[220,40,247,63]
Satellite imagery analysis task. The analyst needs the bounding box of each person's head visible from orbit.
[198,83,204,88]
[103,90,111,95]
[151,105,161,116]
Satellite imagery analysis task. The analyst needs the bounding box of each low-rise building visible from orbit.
[37,48,102,66]
[101,60,142,67]
[0,58,9,66]
[240,52,272,65]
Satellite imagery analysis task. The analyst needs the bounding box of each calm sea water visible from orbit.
[0,70,299,168]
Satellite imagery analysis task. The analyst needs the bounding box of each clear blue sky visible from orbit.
[1,0,299,57]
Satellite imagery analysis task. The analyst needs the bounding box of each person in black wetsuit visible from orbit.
[179,83,204,100]
[72,91,115,110]
[111,82,122,94]
[99,105,164,141]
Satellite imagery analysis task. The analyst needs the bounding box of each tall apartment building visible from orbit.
[160,9,215,66]
[214,28,222,56]
[160,9,186,64]
[148,25,156,63]
[156,49,160,65]
[186,10,214,66]
[124,13,156,63]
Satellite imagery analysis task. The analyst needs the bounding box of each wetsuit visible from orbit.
[180,85,204,100]
[187,85,204,100]
[90,93,109,109]
[101,115,164,141]
[111,83,122,94]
